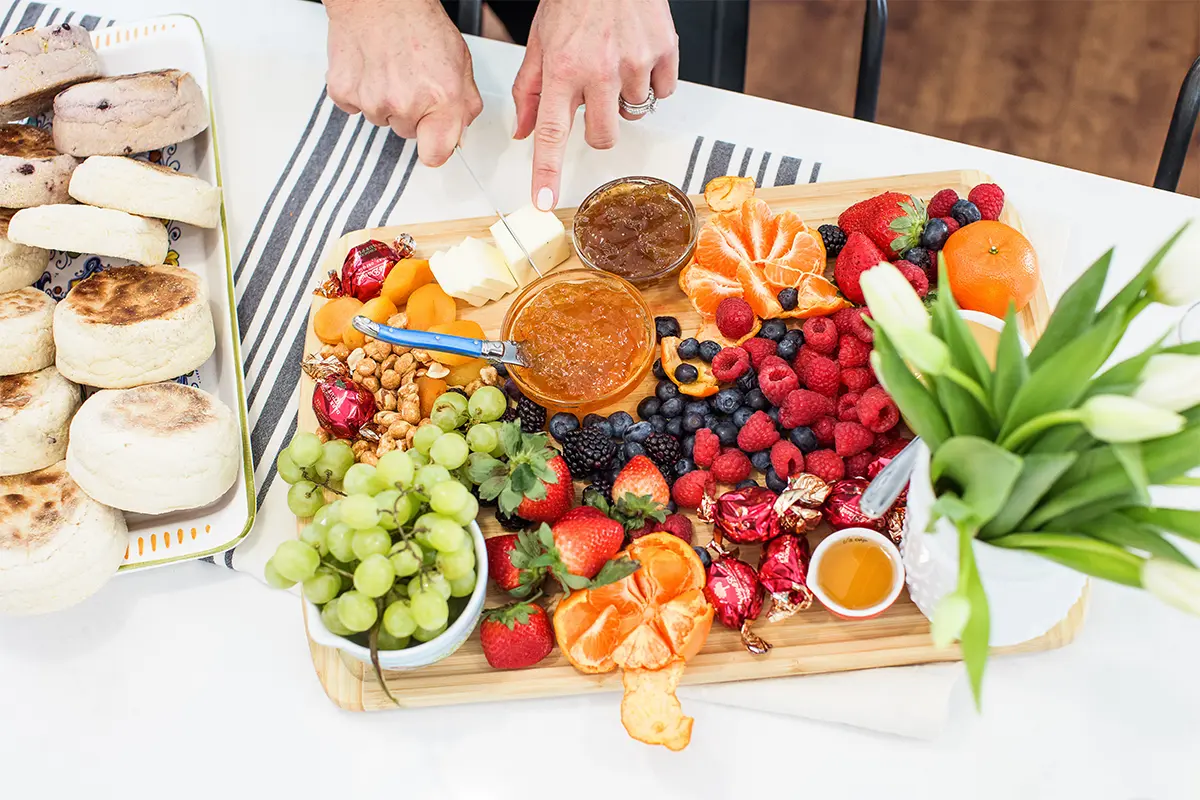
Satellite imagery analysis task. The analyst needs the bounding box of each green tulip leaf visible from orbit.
[1089,331,1173,395]
[931,436,1023,528]
[933,374,995,439]
[931,279,993,392]
[1027,249,1110,371]
[1123,507,1200,544]
[991,305,1029,417]
[1041,491,1143,531]
[1026,424,1089,455]
[870,325,952,449]
[1084,513,1194,566]
[990,533,1146,587]
[1111,442,1150,504]
[978,452,1077,539]
[957,521,990,711]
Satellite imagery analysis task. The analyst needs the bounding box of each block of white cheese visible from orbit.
[429,237,517,306]
[489,205,572,287]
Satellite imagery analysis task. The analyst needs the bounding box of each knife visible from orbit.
[352,316,532,368]
[454,143,542,278]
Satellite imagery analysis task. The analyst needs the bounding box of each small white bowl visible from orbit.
[305,520,488,671]
[957,308,1030,355]
[808,527,905,620]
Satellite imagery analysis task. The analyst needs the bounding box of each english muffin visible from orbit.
[0,24,102,123]
[66,382,239,514]
[54,264,214,388]
[52,69,208,157]
[0,286,53,375]
[0,124,80,207]
[0,209,49,292]
[8,204,168,265]
[0,366,80,476]
[0,461,126,615]
[69,156,221,229]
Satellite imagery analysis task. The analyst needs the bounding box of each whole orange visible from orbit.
[941,221,1039,318]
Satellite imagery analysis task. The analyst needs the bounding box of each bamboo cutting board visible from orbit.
[299,170,1083,711]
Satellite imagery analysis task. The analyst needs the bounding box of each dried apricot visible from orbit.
[381,258,434,306]
[406,283,457,331]
[444,358,488,387]
[343,296,399,349]
[416,376,448,418]
[313,296,364,345]
[428,320,486,366]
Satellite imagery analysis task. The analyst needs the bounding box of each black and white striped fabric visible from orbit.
[0,1,112,38]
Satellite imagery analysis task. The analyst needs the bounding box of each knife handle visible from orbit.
[352,316,485,360]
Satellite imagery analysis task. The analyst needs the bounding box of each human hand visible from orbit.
[325,0,484,167]
[512,0,679,210]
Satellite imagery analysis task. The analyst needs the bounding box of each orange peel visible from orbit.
[704,175,756,213]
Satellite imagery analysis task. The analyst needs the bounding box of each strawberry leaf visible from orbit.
[500,422,524,457]
[558,571,592,591]
[479,476,506,501]
[589,557,642,588]
[499,485,525,514]
[483,600,539,629]
[534,461,559,484]
[468,454,505,484]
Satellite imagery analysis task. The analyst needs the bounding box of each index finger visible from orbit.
[530,78,580,211]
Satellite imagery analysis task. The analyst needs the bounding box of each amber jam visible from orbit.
[503,270,654,410]
[572,177,697,282]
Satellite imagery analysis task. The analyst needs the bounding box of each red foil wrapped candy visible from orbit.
[699,486,780,545]
[302,355,377,440]
[824,478,886,532]
[703,542,771,654]
[866,439,911,480]
[758,534,813,622]
[317,234,416,300]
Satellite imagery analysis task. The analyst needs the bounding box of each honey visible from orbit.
[815,538,896,611]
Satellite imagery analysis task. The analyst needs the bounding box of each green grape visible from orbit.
[434,391,469,417]
[287,480,326,518]
[413,424,443,455]
[389,541,423,577]
[408,450,430,470]
[430,432,470,469]
[263,559,297,589]
[437,546,475,581]
[410,589,450,630]
[423,571,453,600]
[320,598,354,636]
[353,553,396,598]
[424,516,467,553]
[392,493,419,527]
[412,623,447,643]
[465,423,499,454]
[449,494,479,527]
[421,544,438,567]
[273,540,320,582]
[340,493,379,530]
[429,480,471,516]
[430,406,462,432]
[326,522,356,563]
[288,432,325,468]
[374,489,401,529]
[303,567,342,605]
[415,464,452,494]
[312,503,339,529]
[336,590,378,633]
[448,570,476,598]
[382,599,418,638]
[386,583,409,603]
[468,386,507,422]
[377,630,410,650]
[376,450,415,488]
[343,463,382,496]
[314,439,355,483]
[298,523,326,553]
[351,527,391,560]
[276,449,307,485]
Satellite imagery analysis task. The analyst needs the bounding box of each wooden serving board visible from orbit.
[299,170,1082,712]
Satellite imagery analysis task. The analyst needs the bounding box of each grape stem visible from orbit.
[368,598,402,708]
[311,469,347,497]
[320,560,355,580]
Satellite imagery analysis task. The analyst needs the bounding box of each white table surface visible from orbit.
[4,2,1200,798]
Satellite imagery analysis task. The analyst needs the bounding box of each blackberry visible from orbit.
[608,410,634,438]
[735,479,760,490]
[624,420,653,442]
[698,340,722,362]
[655,316,682,340]
[624,441,647,460]
[759,320,788,342]
[750,450,772,473]
[693,546,712,568]
[682,412,706,433]
[561,427,616,476]
[714,421,739,447]
[902,246,931,269]
[548,411,580,441]
[644,433,681,473]
[665,417,684,438]
[950,199,981,227]
[732,407,754,428]
[744,388,768,411]
[496,508,532,532]
[517,396,546,432]
[636,397,661,420]
[790,426,818,453]
[674,363,699,384]
[674,457,696,478]
[765,467,788,493]
[655,381,680,402]
[736,369,758,393]
[581,483,612,508]
[713,387,744,415]
[500,405,520,423]
[660,396,684,419]
[921,218,950,251]
[677,338,700,360]
[650,415,669,433]
[652,358,666,380]
[818,224,848,257]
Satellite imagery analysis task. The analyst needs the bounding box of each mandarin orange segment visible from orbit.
[557,603,622,674]
[777,273,853,318]
[679,263,743,316]
[659,589,714,662]
[621,663,693,751]
[612,623,674,672]
[381,258,434,306]
[736,260,784,318]
[405,283,457,331]
[703,175,756,213]
[429,320,486,366]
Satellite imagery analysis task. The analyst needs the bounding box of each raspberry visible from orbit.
[845,451,875,478]
[893,260,929,297]
[927,188,959,219]
[967,183,1005,221]
[671,469,714,509]
[715,297,755,340]
[832,307,873,343]
[799,354,840,396]
[812,415,836,445]
[711,449,752,483]
[801,317,838,354]
[842,366,876,394]
[837,392,860,422]
[792,344,819,374]
[653,513,694,543]
[741,337,777,369]
[779,389,834,428]
[758,361,799,406]
[805,449,845,483]
[692,428,720,468]
[736,410,780,452]
[837,334,872,368]
[858,386,899,433]
[711,346,751,382]
[758,354,792,374]
[770,440,804,478]
[834,421,875,457]
[940,216,960,236]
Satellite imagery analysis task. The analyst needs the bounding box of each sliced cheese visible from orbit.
[429,248,490,307]
[489,205,571,287]
[456,237,516,301]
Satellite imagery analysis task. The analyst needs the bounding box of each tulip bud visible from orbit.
[1132,353,1200,412]
[861,262,931,335]
[1143,558,1200,616]
[1147,221,1200,307]
[1079,395,1185,443]
[930,592,971,648]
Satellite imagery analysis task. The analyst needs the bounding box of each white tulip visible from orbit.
[1132,353,1200,412]
[1079,394,1185,443]
[861,262,950,376]
[1143,558,1200,616]
[1148,220,1200,307]
[930,592,971,648]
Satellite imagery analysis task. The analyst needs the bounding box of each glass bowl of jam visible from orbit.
[571,176,698,285]
[501,269,656,415]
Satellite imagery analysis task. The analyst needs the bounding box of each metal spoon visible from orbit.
[351,316,531,368]
[859,437,921,519]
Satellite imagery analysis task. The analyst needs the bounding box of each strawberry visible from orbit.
[485,533,521,593]
[838,191,928,257]
[612,455,671,507]
[469,423,573,523]
[480,601,554,670]
[512,512,639,592]
[833,232,886,305]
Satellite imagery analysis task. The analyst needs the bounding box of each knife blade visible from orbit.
[454,144,542,278]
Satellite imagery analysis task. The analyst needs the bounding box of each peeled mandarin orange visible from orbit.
[941,221,1039,318]
[381,258,434,306]
[313,296,364,345]
[429,320,486,366]
[343,295,399,349]
[679,262,744,316]
[405,283,457,331]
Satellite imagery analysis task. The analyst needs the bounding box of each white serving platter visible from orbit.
[32,14,255,570]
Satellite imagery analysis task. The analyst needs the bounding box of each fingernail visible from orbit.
[535,187,554,211]
[511,118,518,138]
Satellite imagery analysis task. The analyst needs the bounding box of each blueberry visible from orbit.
[682,434,696,455]
[667,500,677,513]
[920,218,950,251]
[660,396,684,419]
[736,370,758,393]
[674,363,699,384]
[693,546,712,568]
[624,441,647,460]
[750,451,772,472]
[674,457,695,478]
[656,381,680,402]
[782,329,804,346]
[745,387,768,411]
[684,400,711,417]
[624,421,653,443]
[650,415,668,434]
[677,337,700,360]
[703,413,721,430]
[790,426,818,453]
[666,417,684,438]
[608,411,634,438]
[636,397,660,420]
[714,421,739,446]
[732,407,755,428]
[713,387,744,415]
[950,199,981,227]
[735,479,760,490]
[683,412,706,433]
[652,358,666,380]
[766,407,781,425]
[494,362,509,377]
[902,246,931,269]
[504,378,523,400]
[608,464,623,482]
[548,412,580,441]
[777,287,799,311]
[765,467,788,493]
[760,319,788,342]
[698,340,722,362]
[655,316,682,340]
[776,337,798,362]
[583,412,609,428]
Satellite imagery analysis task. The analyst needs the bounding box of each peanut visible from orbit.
[319,344,335,358]
[374,411,400,427]
[388,421,412,440]
[361,375,381,392]
[315,428,331,443]
[356,358,378,376]
[359,451,379,466]
[363,340,391,362]
[351,440,370,456]
[377,435,397,455]
[381,369,402,390]
[333,343,351,362]
[386,312,408,329]
[426,362,450,379]
[401,398,421,424]
[479,366,500,386]
[383,392,398,411]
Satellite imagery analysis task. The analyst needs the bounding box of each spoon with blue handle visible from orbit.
[351,316,532,368]
[859,437,921,519]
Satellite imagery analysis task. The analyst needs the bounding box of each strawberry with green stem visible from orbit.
[585,455,669,534]
[511,510,640,593]
[479,595,554,670]
[838,191,928,257]
[469,422,573,523]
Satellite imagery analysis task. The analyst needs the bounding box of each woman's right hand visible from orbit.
[325,0,484,167]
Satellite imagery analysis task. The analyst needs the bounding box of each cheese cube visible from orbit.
[489,205,571,287]
[456,237,517,301]
[429,247,489,307]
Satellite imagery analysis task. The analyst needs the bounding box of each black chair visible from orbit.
[1154,55,1200,192]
